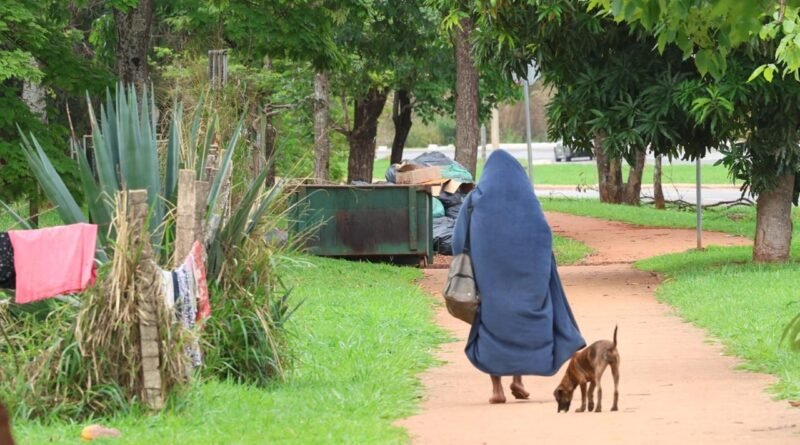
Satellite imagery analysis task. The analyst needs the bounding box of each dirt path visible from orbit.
[397,212,799,444]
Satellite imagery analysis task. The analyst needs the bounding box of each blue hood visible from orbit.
[453,149,585,376]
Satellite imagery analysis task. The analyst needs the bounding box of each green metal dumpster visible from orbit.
[289,184,434,265]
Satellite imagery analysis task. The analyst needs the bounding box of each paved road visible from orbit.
[377,144,743,204]
[377,143,725,165]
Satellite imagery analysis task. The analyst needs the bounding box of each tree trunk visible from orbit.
[593,133,624,203]
[453,16,480,177]
[313,72,331,181]
[114,0,154,89]
[0,401,14,445]
[623,150,647,205]
[753,173,795,263]
[23,57,46,228]
[263,117,277,187]
[654,154,666,209]
[347,87,388,183]
[390,89,413,165]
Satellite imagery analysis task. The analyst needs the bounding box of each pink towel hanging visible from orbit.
[9,223,98,303]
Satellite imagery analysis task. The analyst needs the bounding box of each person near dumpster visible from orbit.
[451,149,586,403]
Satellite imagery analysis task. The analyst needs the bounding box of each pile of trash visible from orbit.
[385,151,473,255]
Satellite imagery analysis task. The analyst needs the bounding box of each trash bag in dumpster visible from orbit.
[438,190,464,208]
[432,197,445,218]
[414,151,474,183]
[414,151,456,166]
[433,217,456,255]
[385,160,424,183]
[439,190,466,219]
[440,164,473,183]
[445,202,463,219]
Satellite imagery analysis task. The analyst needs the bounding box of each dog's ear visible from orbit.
[553,388,562,401]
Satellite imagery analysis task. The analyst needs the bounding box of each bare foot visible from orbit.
[510,382,530,400]
[489,375,506,404]
[489,393,507,404]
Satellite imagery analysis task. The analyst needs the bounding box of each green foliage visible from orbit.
[0,0,112,205]
[474,1,717,161]
[475,0,800,204]
[203,236,300,385]
[592,0,800,80]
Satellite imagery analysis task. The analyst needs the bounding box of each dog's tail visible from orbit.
[613,325,618,348]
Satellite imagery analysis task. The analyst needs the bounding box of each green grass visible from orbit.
[553,234,593,265]
[0,204,63,230]
[637,247,800,399]
[13,257,447,444]
[540,197,765,239]
[374,157,735,185]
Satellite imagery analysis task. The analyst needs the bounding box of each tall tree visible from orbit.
[313,72,332,181]
[478,0,800,261]
[344,87,389,182]
[653,155,666,209]
[114,0,154,88]
[390,89,413,165]
[593,0,800,261]
[452,15,481,176]
[330,0,450,183]
[474,0,714,205]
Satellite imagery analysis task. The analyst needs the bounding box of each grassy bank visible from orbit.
[13,257,447,444]
[374,158,735,186]
[553,234,593,265]
[637,248,800,399]
[540,197,763,239]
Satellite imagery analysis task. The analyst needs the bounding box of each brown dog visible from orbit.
[0,400,14,445]
[553,326,619,413]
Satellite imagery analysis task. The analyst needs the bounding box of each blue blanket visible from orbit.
[453,150,585,376]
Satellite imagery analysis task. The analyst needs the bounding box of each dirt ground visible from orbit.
[397,212,800,444]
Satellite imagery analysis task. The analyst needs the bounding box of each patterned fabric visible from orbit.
[175,264,202,367]
[188,241,210,321]
[156,242,211,368]
[0,233,14,289]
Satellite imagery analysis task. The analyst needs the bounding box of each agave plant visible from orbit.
[14,83,256,271]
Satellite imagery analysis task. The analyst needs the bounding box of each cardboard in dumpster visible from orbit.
[443,179,469,194]
[429,179,474,197]
[396,163,442,184]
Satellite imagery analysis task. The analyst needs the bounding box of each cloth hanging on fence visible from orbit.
[188,241,210,321]
[157,241,211,368]
[0,233,15,289]
[9,224,98,304]
[174,264,202,367]
[160,269,176,309]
